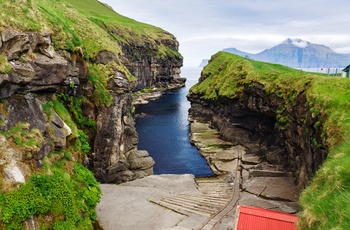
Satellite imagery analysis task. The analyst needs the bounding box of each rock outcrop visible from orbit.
[119,38,184,90]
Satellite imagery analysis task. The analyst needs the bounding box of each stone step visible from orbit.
[165,197,221,213]
[177,194,230,204]
[249,170,293,177]
[199,190,233,195]
[202,188,232,193]
[157,200,212,217]
[173,195,229,207]
[158,199,214,217]
[197,192,232,198]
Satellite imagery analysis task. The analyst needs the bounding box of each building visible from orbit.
[341,64,350,78]
[234,206,298,230]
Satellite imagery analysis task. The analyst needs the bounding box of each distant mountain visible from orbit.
[222,48,251,58]
[223,38,350,68]
[199,59,209,67]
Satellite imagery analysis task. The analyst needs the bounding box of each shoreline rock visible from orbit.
[132,79,187,105]
[189,120,300,214]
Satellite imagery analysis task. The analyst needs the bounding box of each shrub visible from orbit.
[0,162,101,229]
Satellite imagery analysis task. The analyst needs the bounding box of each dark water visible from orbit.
[135,67,214,177]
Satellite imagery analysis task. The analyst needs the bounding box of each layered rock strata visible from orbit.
[188,82,327,190]
[0,28,183,187]
[119,39,185,90]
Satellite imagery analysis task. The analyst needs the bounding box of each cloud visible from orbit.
[101,0,350,66]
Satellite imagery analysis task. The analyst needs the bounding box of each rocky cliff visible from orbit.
[189,81,327,189]
[0,0,183,228]
[188,51,350,229]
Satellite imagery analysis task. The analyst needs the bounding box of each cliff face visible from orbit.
[188,52,329,190]
[119,37,183,90]
[189,52,350,229]
[189,83,327,189]
[0,27,183,186]
[0,1,183,228]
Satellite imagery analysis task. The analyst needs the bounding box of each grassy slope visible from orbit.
[191,51,350,229]
[63,0,175,42]
[62,0,181,58]
[0,0,179,59]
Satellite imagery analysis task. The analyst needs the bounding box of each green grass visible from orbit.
[63,0,180,59]
[0,122,43,153]
[0,0,180,70]
[0,161,101,230]
[0,0,180,60]
[191,52,318,100]
[0,55,11,74]
[190,51,350,229]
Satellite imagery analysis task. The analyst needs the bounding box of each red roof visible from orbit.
[235,206,298,230]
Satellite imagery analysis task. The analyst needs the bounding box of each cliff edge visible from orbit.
[0,0,183,229]
[188,51,350,229]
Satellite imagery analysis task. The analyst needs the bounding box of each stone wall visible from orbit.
[188,82,328,189]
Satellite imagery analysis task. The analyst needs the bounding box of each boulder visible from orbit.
[0,135,28,188]
[9,61,35,84]
[49,111,72,149]
[0,30,30,60]
[0,135,18,162]
[128,150,155,170]
[1,29,18,42]
[31,54,68,86]
[36,33,55,58]
[3,165,25,183]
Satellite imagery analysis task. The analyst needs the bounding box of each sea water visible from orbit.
[135,67,214,177]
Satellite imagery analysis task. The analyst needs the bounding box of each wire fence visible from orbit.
[300,67,345,77]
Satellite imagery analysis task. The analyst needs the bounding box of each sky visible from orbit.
[100,0,350,67]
